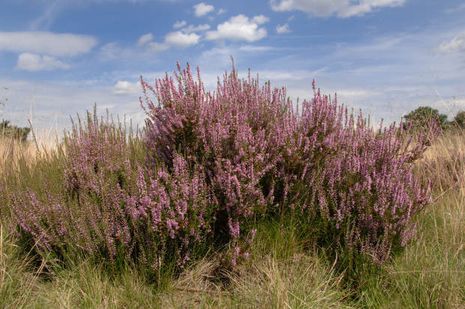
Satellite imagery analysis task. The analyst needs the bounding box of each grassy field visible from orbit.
[1,129,464,308]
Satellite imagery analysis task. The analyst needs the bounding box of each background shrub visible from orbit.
[0,120,30,142]
[452,110,465,129]
[403,106,448,131]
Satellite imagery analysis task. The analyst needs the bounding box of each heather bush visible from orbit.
[8,63,431,284]
[294,91,431,266]
[142,65,296,264]
[11,110,213,277]
[141,64,431,269]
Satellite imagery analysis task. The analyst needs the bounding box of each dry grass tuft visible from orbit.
[419,131,465,192]
[160,254,351,308]
[230,254,351,308]
[0,225,40,307]
[0,128,58,172]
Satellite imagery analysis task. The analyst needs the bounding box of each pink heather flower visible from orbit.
[228,219,241,239]
[9,62,431,274]
[166,219,179,239]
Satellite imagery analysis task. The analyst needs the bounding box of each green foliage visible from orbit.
[452,110,465,129]
[0,120,31,142]
[403,106,448,130]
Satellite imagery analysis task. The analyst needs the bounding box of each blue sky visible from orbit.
[0,0,464,130]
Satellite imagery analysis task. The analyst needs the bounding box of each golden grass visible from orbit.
[0,226,161,308]
[420,130,465,193]
[0,225,41,307]
[160,254,351,308]
[0,129,59,172]
[0,138,35,171]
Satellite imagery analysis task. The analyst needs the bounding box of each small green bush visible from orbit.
[451,110,465,129]
[403,106,448,130]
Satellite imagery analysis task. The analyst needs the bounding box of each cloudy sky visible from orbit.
[0,0,464,130]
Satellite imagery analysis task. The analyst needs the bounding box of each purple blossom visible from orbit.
[10,62,431,273]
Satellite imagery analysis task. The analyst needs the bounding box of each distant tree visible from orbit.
[452,110,465,129]
[403,106,448,130]
[0,120,31,141]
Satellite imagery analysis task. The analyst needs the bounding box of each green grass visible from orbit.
[0,220,351,308]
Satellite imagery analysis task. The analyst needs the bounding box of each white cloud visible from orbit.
[181,24,211,34]
[438,33,465,53]
[252,15,270,24]
[30,1,62,30]
[147,42,170,52]
[258,69,325,81]
[0,31,97,57]
[336,89,379,99]
[238,45,275,52]
[206,15,269,42]
[193,2,214,17]
[165,31,200,47]
[114,80,140,94]
[173,20,187,29]
[270,0,406,17]
[276,23,291,34]
[16,53,70,71]
[138,30,200,52]
[137,33,154,46]
[100,42,127,60]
